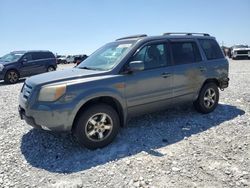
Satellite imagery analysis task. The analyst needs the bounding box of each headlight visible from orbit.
[0,64,4,71]
[38,84,66,102]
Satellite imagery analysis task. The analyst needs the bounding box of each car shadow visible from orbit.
[0,78,25,86]
[21,104,245,173]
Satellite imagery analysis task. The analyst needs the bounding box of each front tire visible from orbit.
[194,83,219,114]
[4,70,19,84]
[73,104,120,150]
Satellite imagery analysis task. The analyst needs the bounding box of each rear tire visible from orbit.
[47,66,55,72]
[4,70,19,84]
[194,83,219,114]
[73,104,120,150]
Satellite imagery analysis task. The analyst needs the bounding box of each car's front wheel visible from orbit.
[73,104,120,150]
[194,82,219,114]
[4,70,20,84]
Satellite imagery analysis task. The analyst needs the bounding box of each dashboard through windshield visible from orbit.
[77,41,135,71]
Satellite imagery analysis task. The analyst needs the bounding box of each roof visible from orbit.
[116,32,215,42]
[11,50,53,54]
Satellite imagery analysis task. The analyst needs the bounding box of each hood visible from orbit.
[0,60,17,66]
[26,68,106,86]
[233,47,250,51]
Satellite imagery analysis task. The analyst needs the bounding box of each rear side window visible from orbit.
[199,39,224,60]
[32,52,54,60]
[171,41,201,65]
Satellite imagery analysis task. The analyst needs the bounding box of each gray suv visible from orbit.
[19,33,229,149]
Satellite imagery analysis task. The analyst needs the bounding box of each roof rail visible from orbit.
[163,32,210,36]
[116,34,147,41]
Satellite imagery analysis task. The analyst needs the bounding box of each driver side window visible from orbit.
[132,43,168,70]
[22,54,32,62]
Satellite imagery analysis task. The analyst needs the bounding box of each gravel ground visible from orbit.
[0,60,249,188]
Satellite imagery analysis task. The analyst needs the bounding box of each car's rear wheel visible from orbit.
[4,70,19,84]
[47,66,55,72]
[194,82,219,114]
[73,104,120,150]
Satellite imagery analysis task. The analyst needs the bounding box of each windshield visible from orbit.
[77,41,135,71]
[0,52,24,62]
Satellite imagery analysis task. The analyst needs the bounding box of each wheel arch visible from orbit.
[47,64,56,70]
[195,78,219,100]
[72,96,125,132]
[4,68,21,80]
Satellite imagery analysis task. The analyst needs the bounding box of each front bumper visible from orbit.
[233,53,250,58]
[19,105,42,129]
[0,72,4,80]
[18,92,75,132]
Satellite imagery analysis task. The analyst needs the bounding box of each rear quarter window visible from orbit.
[199,39,224,60]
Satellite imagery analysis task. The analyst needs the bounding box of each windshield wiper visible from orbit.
[78,66,105,71]
[79,66,94,70]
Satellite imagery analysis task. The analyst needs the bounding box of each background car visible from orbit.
[57,55,67,64]
[66,56,75,64]
[231,45,250,59]
[0,50,57,84]
[74,54,88,65]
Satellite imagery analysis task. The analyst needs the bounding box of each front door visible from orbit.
[19,53,37,77]
[124,42,174,117]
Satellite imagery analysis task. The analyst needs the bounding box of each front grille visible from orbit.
[236,50,249,55]
[22,83,33,100]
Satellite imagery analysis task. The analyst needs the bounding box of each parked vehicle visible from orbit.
[57,55,67,64]
[19,33,229,149]
[66,56,75,64]
[231,45,250,59]
[0,51,57,84]
[74,54,88,65]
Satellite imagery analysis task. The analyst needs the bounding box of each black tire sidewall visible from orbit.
[195,83,219,114]
[73,104,120,149]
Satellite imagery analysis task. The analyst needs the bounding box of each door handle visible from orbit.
[161,72,172,78]
[199,66,206,72]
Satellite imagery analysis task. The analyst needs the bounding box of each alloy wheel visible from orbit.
[204,88,216,108]
[85,113,113,142]
[8,71,18,83]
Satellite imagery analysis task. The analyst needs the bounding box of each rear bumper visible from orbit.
[219,77,229,89]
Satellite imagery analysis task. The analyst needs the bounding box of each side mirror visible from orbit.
[22,58,28,64]
[128,61,144,72]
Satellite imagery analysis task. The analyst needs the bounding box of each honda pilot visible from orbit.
[18,33,229,149]
[0,51,57,84]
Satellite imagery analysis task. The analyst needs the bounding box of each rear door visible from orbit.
[170,39,205,103]
[124,41,174,116]
[30,52,48,74]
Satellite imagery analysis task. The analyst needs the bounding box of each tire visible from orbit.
[47,66,55,72]
[4,70,19,84]
[194,83,219,114]
[73,104,120,150]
